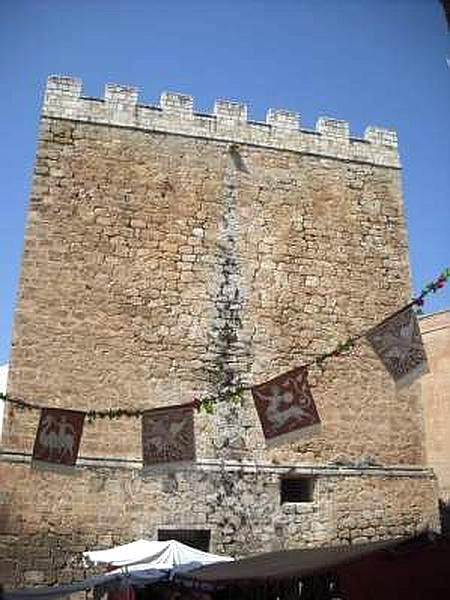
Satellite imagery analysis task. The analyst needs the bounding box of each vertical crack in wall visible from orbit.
[206,147,251,458]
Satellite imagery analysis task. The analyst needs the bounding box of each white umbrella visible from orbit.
[5,539,233,600]
[83,538,233,571]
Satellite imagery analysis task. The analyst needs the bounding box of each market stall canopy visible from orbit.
[178,538,402,584]
[174,533,450,599]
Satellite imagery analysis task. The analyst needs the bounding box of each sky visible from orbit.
[0,0,449,365]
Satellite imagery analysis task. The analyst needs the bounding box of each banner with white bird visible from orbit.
[141,402,196,467]
[366,306,429,387]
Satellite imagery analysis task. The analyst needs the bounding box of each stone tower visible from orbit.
[0,76,439,587]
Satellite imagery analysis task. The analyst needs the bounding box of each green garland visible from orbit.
[1,267,448,418]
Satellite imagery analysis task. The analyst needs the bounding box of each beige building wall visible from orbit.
[0,76,440,587]
[420,310,450,502]
[2,78,422,466]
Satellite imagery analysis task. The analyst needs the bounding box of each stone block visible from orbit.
[316,116,350,141]
[160,92,194,115]
[214,99,247,123]
[364,126,398,147]
[266,109,299,130]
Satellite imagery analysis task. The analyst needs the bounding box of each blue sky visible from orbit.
[0,0,449,364]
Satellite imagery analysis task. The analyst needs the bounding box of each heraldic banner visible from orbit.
[142,403,196,467]
[32,407,85,469]
[251,366,321,447]
[366,306,429,388]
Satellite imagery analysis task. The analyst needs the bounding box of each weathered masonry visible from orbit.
[420,311,450,506]
[0,76,439,587]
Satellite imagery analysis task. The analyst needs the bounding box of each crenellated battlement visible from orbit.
[42,76,400,167]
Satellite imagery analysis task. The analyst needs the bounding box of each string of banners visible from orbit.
[1,268,448,471]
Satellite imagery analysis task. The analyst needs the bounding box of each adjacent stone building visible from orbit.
[420,310,450,510]
[0,76,439,587]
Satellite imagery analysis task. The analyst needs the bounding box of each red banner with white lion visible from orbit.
[251,366,321,447]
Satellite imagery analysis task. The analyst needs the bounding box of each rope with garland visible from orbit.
[1,267,449,418]
[195,267,450,412]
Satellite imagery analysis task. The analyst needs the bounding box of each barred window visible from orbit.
[280,476,315,503]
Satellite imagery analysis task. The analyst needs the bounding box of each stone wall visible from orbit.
[0,76,436,588]
[420,310,450,502]
[42,76,400,168]
[3,83,418,466]
[0,460,439,587]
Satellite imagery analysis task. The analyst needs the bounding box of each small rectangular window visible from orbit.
[280,476,315,503]
[157,529,211,552]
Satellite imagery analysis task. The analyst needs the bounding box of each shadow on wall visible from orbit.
[439,500,450,534]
